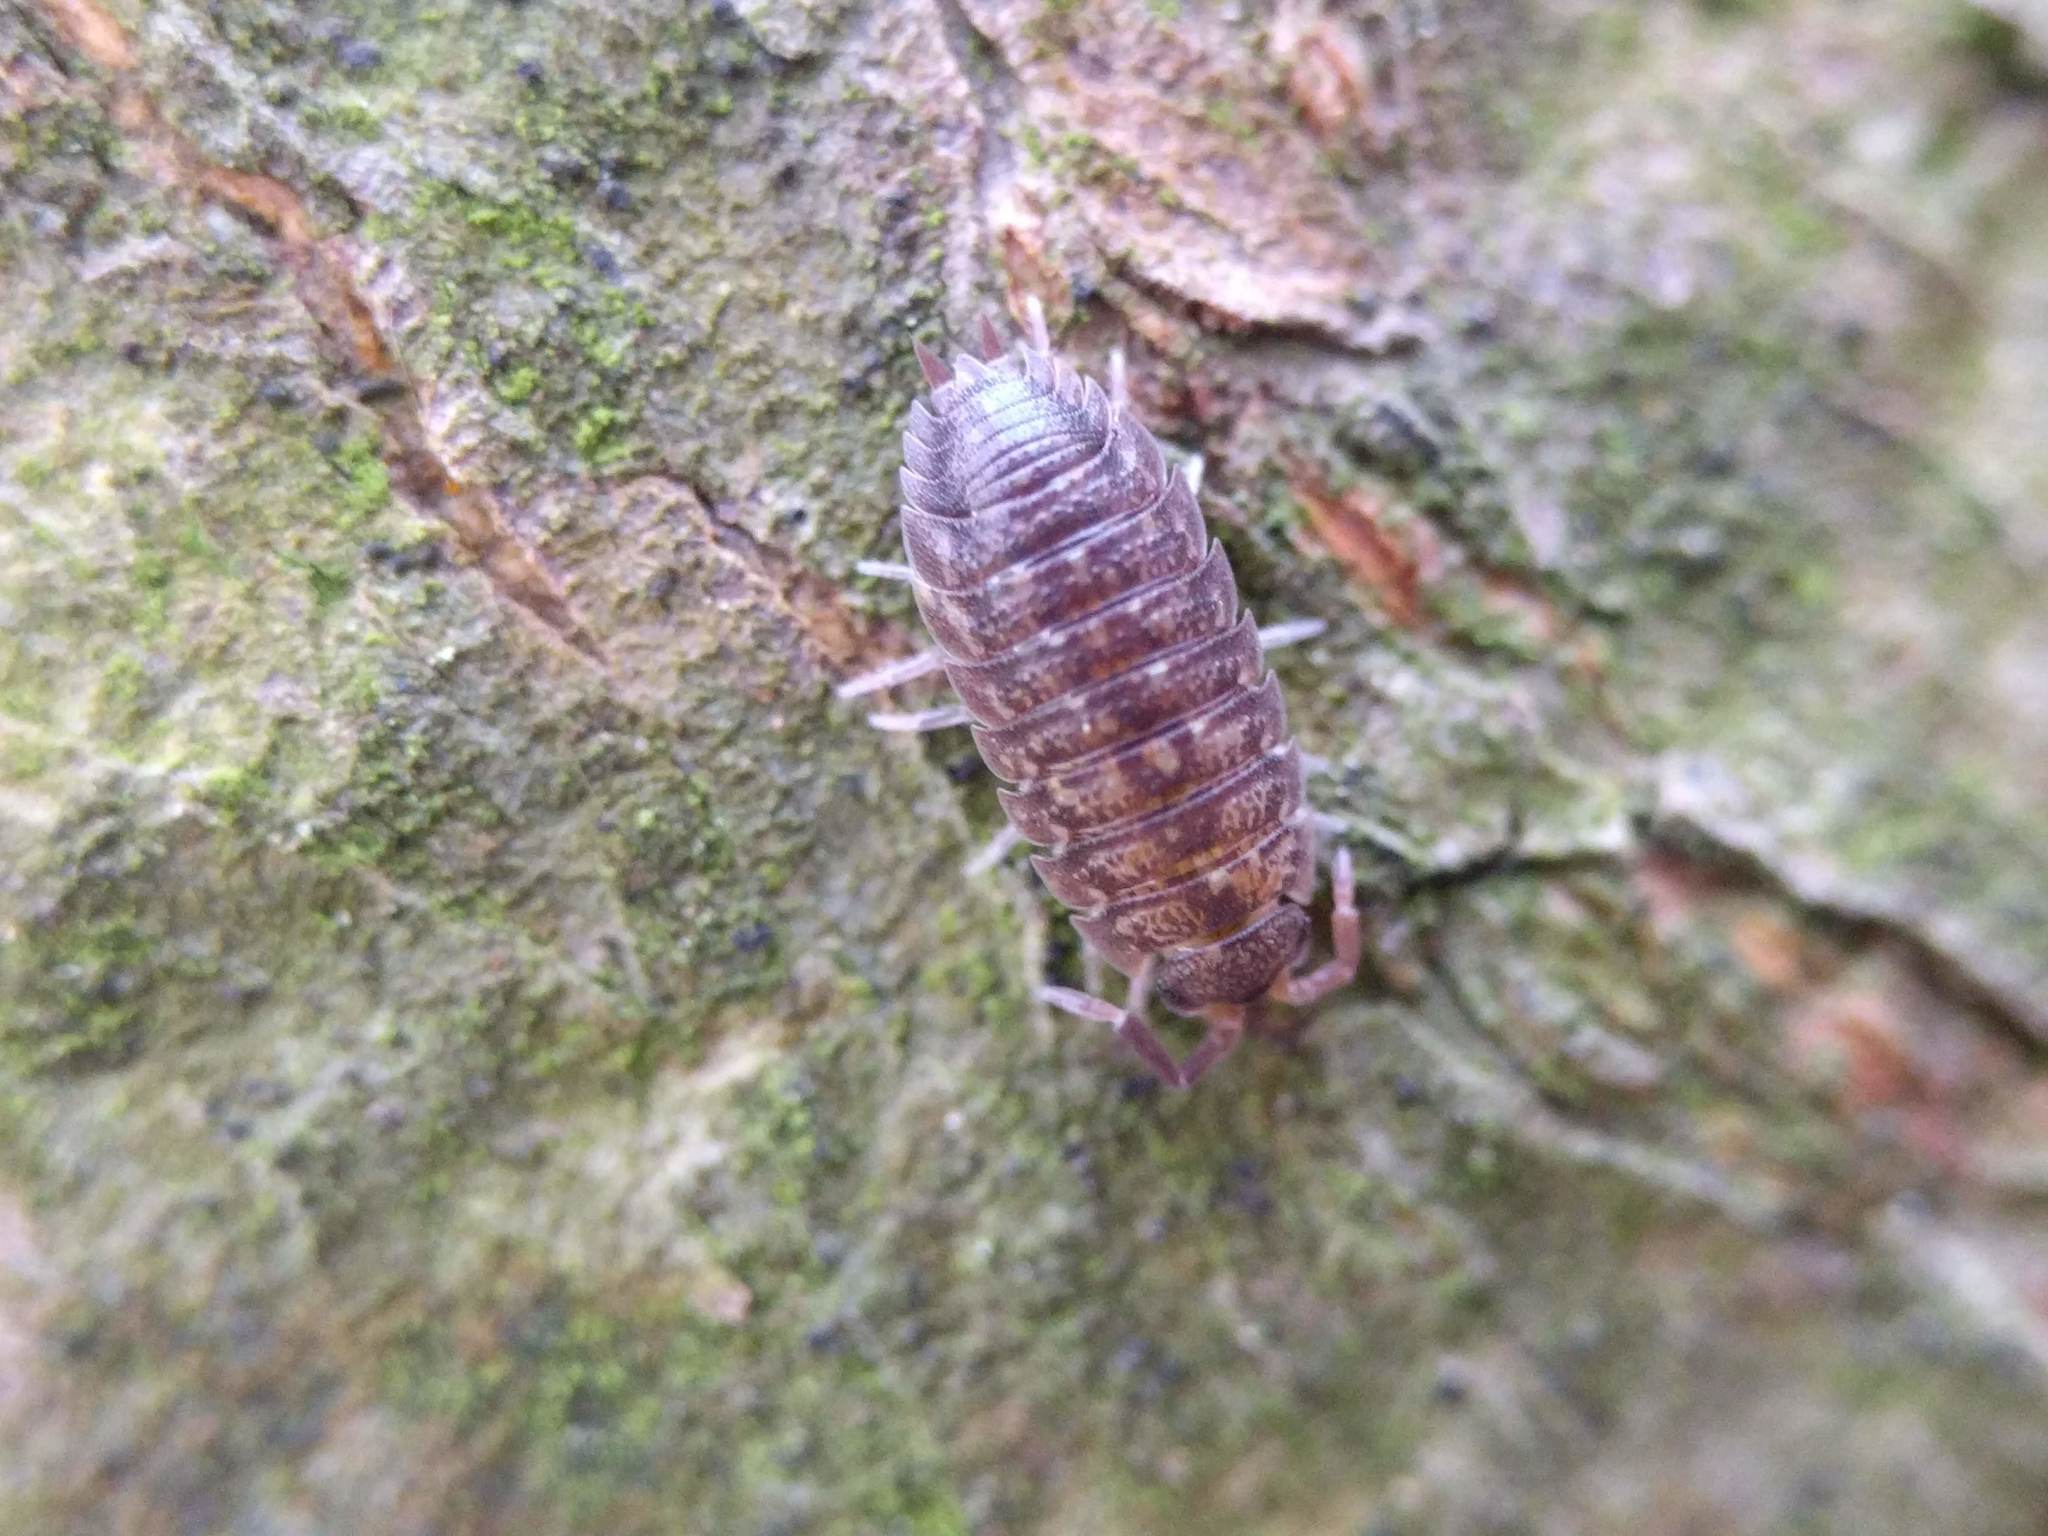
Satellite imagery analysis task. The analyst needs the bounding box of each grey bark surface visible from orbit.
[4,1,2048,1532]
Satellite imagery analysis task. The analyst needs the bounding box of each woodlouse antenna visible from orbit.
[1107,346,1127,412]
[1023,295,1050,352]
[913,341,952,389]
[977,312,1006,361]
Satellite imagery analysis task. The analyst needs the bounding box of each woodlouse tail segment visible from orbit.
[1040,963,1249,1089]
[913,340,953,389]
[1176,1005,1248,1088]
[1041,960,1181,1087]
[1267,845,1361,1009]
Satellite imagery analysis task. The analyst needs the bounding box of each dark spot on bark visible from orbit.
[365,1097,408,1132]
[1219,1155,1274,1218]
[542,152,589,185]
[335,39,383,74]
[366,539,445,575]
[1119,1074,1163,1104]
[240,1077,292,1107]
[1433,1358,1472,1405]
[1340,398,1443,474]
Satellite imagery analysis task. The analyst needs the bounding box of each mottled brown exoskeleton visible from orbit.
[841,303,1360,1088]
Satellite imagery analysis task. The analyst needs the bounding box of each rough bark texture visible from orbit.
[4,1,2048,1532]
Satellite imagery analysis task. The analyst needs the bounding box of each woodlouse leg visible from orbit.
[1041,960,1186,1087]
[1023,294,1051,352]
[962,823,1022,877]
[836,649,946,700]
[1183,453,1203,499]
[1306,812,1349,869]
[1079,932,1107,997]
[868,702,974,732]
[1288,813,1320,905]
[853,558,914,582]
[978,312,1006,361]
[1268,846,1361,1008]
[1177,1005,1248,1088]
[1107,347,1128,412]
[1257,617,1327,651]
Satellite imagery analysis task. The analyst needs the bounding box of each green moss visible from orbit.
[571,403,635,465]
[280,551,354,610]
[3,918,156,1072]
[494,363,542,403]
[1200,98,1256,143]
[299,99,385,140]
[330,432,393,525]
[1946,3,2048,92]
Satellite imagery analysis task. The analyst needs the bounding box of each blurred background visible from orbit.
[4,1,2047,1532]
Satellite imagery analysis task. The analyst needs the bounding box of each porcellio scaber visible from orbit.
[841,303,1360,1088]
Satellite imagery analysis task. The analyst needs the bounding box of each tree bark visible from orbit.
[5,1,2048,1532]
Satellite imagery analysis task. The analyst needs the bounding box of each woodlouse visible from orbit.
[841,303,1360,1088]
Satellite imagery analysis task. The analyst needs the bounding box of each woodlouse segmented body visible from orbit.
[899,331,1315,1016]
[843,308,1361,1087]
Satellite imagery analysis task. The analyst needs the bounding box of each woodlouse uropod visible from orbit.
[840,302,1360,1088]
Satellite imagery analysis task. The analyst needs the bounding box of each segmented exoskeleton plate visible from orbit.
[841,306,1360,1088]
